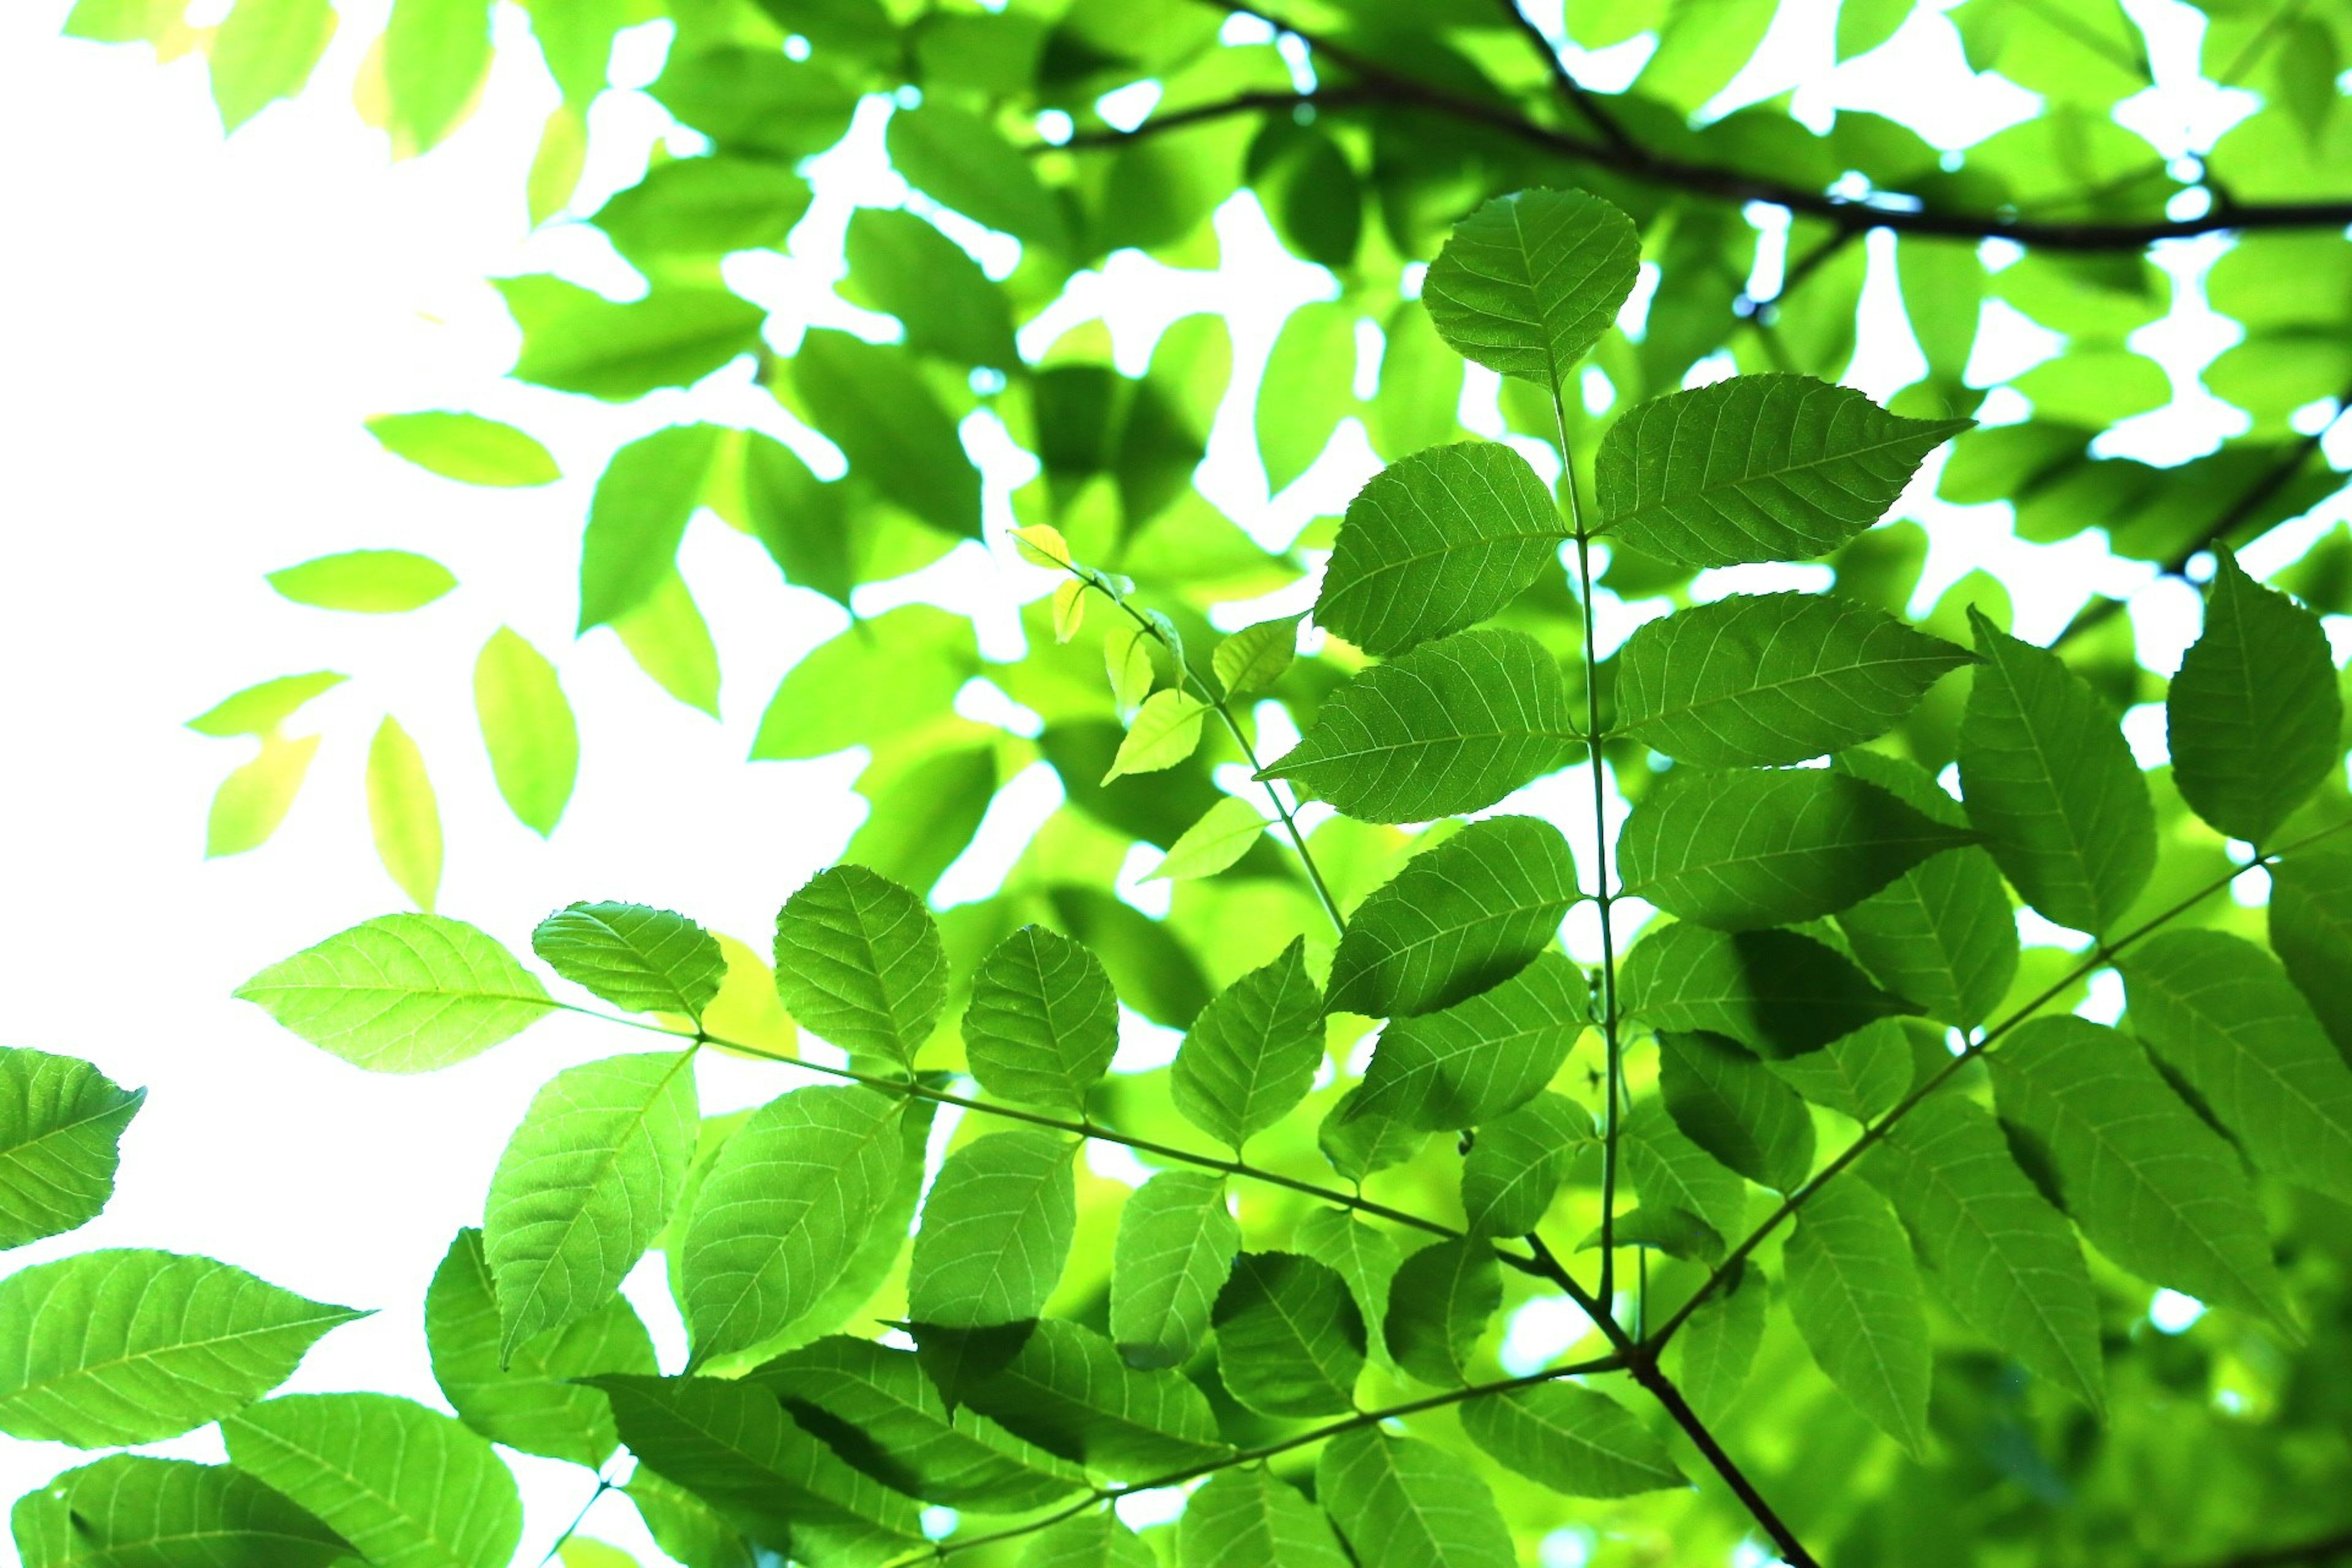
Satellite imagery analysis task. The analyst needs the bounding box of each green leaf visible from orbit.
[1460,1091,1591,1236]
[649,45,858,160]
[1102,690,1208,783]
[366,411,559,486]
[382,0,491,156]
[961,1319,1229,1477]
[1621,1104,1746,1251]
[1768,1016,1915,1123]
[2168,548,2343,846]
[473,628,578,835]
[483,1049,699,1358]
[426,1228,655,1467]
[1294,1207,1405,1366]
[1318,1089,1431,1183]
[533,902,725,1018]
[1784,1180,1933,1456]
[745,1336,1086,1510]
[1212,616,1299,698]
[1314,442,1565,657]
[1327,815,1581,1017]
[1019,1513,1155,1568]
[1831,751,2020,1030]
[1597,375,1970,567]
[1110,1171,1239,1370]
[186,671,346,737]
[1256,628,1574,823]
[499,276,764,401]
[743,432,853,607]
[585,1375,921,1563]
[1316,1429,1517,1568]
[612,572,722,716]
[1349,951,1588,1130]
[1458,1383,1686,1498]
[1257,301,1356,494]
[964,925,1121,1111]
[267,549,454,613]
[234,914,553,1072]
[1613,592,1972,767]
[1836,0,1910,59]
[1145,796,1268,882]
[0,1250,364,1446]
[753,606,978,761]
[625,1472,756,1568]
[772,865,949,1067]
[1107,623,1156,712]
[1177,1468,1349,1568]
[1669,1259,1768,1425]
[2272,844,2352,1054]
[15,1456,349,1568]
[1989,1017,2293,1326]
[1658,1030,1816,1193]
[680,1086,911,1364]
[843,208,1017,371]
[595,157,813,262]
[1384,1237,1499,1386]
[793,330,982,538]
[886,102,1066,247]
[1619,767,1974,930]
[1422,187,1642,386]
[2120,930,2352,1205]
[209,0,335,130]
[1620,922,1912,1058]
[1958,609,2155,935]
[579,424,722,632]
[908,1129,1077,1329]
[206,733,320,857]
[1858,1095,2104,1412]
[366,716,442,911]
[1212,1251,1365,1417]
[0,1047,141,1250]
[1170,937,1325,1150]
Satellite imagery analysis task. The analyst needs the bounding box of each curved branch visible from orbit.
[1488,0,1635,153]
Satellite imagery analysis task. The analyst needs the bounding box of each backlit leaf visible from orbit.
[1384,1237,1498,1387]
[268,549,454,614]
[500,276,764,401]
[1327,815,1580,1017]
[186,671,347,737]
[579,424,722,632]
[1102,690,1208,783]
[366,716,442,911]
[794,330,982,539]
[1020,1513,1154,1568]
[1670,1261,1767,1425]
[843,206,1017,371]
[1460,1091,1591,1236]
[1110,1172,1239,1370]
[2272,845,2352,1054]
[597,156,813,262]
[1784,1180,1933,1456]
[382,0,491,156]
[1619,922,1912,1058]
[207,734,322,857]
[533,902,725,1018]
[1422,187,1642,386]
[1145,796,1268,881]
[963,925,1120,1111]
[365,411,559,487]
[1213,1251,1364,1417]
[1658,1030,1815,1193]
[1170,937,1325,1150]
[0,1046,143,1250]
[961,1319,1229,1477]
[1621,1105,1746,1251]
[474,627,578,835]
[235,914,552,1072]
[1316,1429,1516,1568]
[1177,1468,1349,1568]
[1458,1383,1686,1498]
[612,571,722,717]
[210,0,335,130]
[772,865,948,1067]
[908,1130,1077,1329]
[1349,951,1588,1130]
[1211,616,1299,697]
[14,1455,349,1568]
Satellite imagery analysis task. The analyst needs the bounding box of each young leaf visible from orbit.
[1670,1261,1768,1425]
[2167,548,2342,846]
[1327,815,1580,1017]
[1458,1383,1687,1498]
[1110,1171,1239,1370]
[1657,1030,1817,1194]
[382,0,492,156]
[1020,1512,1155,1568]
[1618,767,1974,930]
[1989,1017,2293,1327]
[1170,937,1327,1149]
[533,902,725,1018]
[1384,1237,1499,1386]
[1213,1251,1365,1417]
[1619,922,1912,1058]
[14,1455,350,1568]
[1316,1429,1517,1568]
[426,1228,655,1467]
[208,0,336,130]
[1106,622,1155,712]
[960,1319,1230,1477]
[0,1250,364,1446]
[1621,1105,1747,1251]
[1613,592,1972,767]
[1784,1180,1934,1457]
[1145,795,1268,881]
[500,276,765,402]
[1858,1096,2104,1412]
[186,670,347,737]
[1052,578,1088,642]
[1177,1468,1349,1568]
[474,627,578,836]
[773,865,949,1067]
[267,549,456,614]
[1957,609,2155,935]
[1598,376,1970,567]
[1102,689,1208,783]
[579,424,722,632]
[1460,1091,1592,1236]
[1212,615,1299,697]
[908,1130,1078,1329]
[2271,845,2352,1054]
[2119,930,2352,1205]
[1315,442,1566,657]
[680,1085,910,1363]
[366,410,559,486]
[1349,951,1588,1129]
[1256,628,1574,823]
[1294,1208,1406,1365]
[234,914,554,1072]
[206,733,322,856]
[612,571,721,715]
[365,716,442,911]
[1422,186,1642,386]
[483,1049,699,1359]
[963,925,1121,1112]
[0,1046,143,1250]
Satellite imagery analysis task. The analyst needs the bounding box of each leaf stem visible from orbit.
[535,1468,621,1568]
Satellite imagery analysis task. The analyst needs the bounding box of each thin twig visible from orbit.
[1489,0,1635,151]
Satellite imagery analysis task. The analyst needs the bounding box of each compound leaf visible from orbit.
[235,914,552,1072]
[1657,1030,1815,1194]
[473,628,577,836]
[1459,1091,1591,1237]
[1620,922,1911,1058]
[1383,1238,1498,1387]
[1349,951,1587,1130]
[1176,1468,1348,1568]
[13,1454,349,1568]
[1316,1429,1516,1568]
[1458,1383,1686,1498]
[533,903,725,1018]
[1213,1252,1365,1417]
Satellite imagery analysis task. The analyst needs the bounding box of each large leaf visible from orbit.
[1257,628,1574,823]
[773,865,948,1066]
[680,1085,911,1363]
[1613,592,1973,767]
[1957,609,2155,935]
[1109,1171,1238,1371]
[960,1319,1229,1477]
[13,1454,350,1568]
[235,914,553,1072]
[1989,1017,2292,1326]
[1784,1180,1933,1456]
[1458,1091,1591,1237]
[579,424,722,631]
[1619,922,1911,1058]
[1316,1429,1517,1568]
[1176,1468,1349,1568]
[963,925,1120,1112]
[1315,442,1566,657]
[2167,548,2342,845]
[1169,937,1325,1150]
[2272,845,2352,1054]
[907,1130,1077,1329]
[0,1046,143,1250]
[483,1048,698,1358]
[1859,1095,2104,1412]
[1422,186,1641,386]
[1212,1251,1365,1417]
[473,627,577,836]
[1327,816,1580,1017]
[499,276,764,401]
[1348,951,1588,1129]
[533,903,725,1019]
[1457,1383,1686,1498]
[1657,1030,1815,1194]
[0,1250,364,1447]
[1598,375,1969,567]
[1618,767,1973,930]
[1384,1237,1499,1387]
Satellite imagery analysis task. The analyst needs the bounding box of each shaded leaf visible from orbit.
[14,1455,349,1568]
[1458,1382,1686,1498]
[1350,952,1588,1130]
[1670,1261,1767,1425]
[2271,844,2352,1055]
[793,330,981,539]
[1019,1513,1154,1568]
[1384,1237,1499,1387]
[1621,1106,1746,1251]
[1213,1251,1365,1417]
[1658,1030,1815,1193]
[962,1319,1229,1477]
[1784,1180,1933,1456]
[1619,922,1912,1058]
[1177,1468,1349,1568]
[1460,1091,1591,1237]
[1110,1172,1238,1370]
[843,207,1017,371]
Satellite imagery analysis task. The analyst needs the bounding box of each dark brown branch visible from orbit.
[1628,1356,1822,1568]
[1488,0,1636,153]
[1047,86,1376,149]
[2184,1530,2352,1568]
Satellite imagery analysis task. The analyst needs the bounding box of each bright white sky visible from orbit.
[1,0,2346,1562]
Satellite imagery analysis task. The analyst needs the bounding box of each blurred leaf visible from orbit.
[613,572,723,717]
[888,102,1066,246]
[365,716,442,911]
[206,732,322,858]
[366,411,559,486]
[268,549,454,614]
[596,156,813,262]
[794,330,982,538]
[188,671,347,737]
[209,0,335,130]
[474,628,577,835]
[843,208,1017,371]
[500,276,764,402]
[381,0,491,156]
